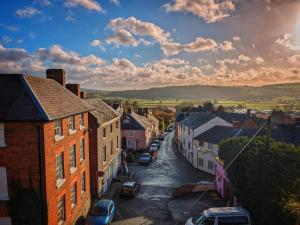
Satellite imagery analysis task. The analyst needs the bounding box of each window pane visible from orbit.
[71,183,77,207]
[81,172,86,193]
[56,153,64,180]
[218,216,249,225]
[70,145,76,168]
[58,196,65,222]
[80,139,85,161]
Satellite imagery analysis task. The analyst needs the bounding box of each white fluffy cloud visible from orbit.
[163,0,236,23]
[288,55,300,65]
[107,17,171,44]
[275,33,300,50]
[15,7,41,18]
[64,0,104,13]
[219,41,234,51]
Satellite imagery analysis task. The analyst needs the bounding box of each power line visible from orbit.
[174,121,268,225]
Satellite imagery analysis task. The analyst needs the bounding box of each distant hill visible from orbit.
[85,83,300,101]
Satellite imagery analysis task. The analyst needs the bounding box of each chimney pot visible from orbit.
[80,91,87,99]
[46,69,66,87]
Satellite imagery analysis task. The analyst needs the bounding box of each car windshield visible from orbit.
[90,206,108,216]
[192,214,206,224]
[141,153,150,157]
[122,185,132,191]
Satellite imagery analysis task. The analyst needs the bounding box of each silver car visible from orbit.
[185,207,251,225]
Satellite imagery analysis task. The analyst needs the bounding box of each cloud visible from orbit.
[288,55,300,65]
[110,0,120,6]
[275,33,300,50]
[15,7,41,18]
[0,44,30,61]
[161,37,217,56]
[29,32,36,39]
[0,25,19,32]
[238,54,251,62]
[219,41,234,51]
[107,17,171,44]
[1,36,12,44]
[233,36,241,42]
[106,29,139,47]
[64,0,104,13]
[65,10,77,22]
[163,0,236,23]
[255,57,264,64]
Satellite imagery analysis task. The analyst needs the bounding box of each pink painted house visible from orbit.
[121,112,153,150]
[215,157,233,205]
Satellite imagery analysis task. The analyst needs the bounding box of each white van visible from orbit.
[185,207,251,225]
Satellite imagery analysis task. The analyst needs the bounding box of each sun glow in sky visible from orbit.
[0,0,300,90]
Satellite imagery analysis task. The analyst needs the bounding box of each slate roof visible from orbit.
[84,98,120,124]
[194,126,239,144]
[0,74,93,122]
[121,112,152,130]
[175,112,186,123]
[194,124,300,146]
[216,112,248,123]
[179,112,215,129]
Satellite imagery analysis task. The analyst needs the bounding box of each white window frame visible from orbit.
[0,167,9,200]
[54,120,63,140]
[80,139,85,161]
[70,145,76,173]
[208,160,214,170]
[129,131,135,137]
[57,196,66,224]
[56,153,65,187]
[0,123,6,147]
[81,172,86,195]
[79,113,84,128]
[69,116,75,133]
[71,183,77,208]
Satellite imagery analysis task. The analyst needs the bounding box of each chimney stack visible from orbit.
[46,69,66,87]
[66,83,80,97]
[80,91,87,99]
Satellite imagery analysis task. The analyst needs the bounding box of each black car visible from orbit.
[119,181,139,197]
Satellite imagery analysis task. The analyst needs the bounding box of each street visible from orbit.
[111,132,223,225]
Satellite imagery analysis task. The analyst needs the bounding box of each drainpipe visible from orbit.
[37,124,47,225]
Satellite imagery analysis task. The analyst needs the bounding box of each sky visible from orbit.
[1,0,300,90]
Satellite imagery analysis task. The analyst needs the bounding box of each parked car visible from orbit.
[119,181,140,197]
[139,152,152,165]
[185,207,251,225]
[149,143,159,152]
[152,139,160,147]
[86,199,115,225]
[158,133,165,140]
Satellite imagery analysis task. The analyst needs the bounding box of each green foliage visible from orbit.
[159,120,165,132]
[219,137,300,225]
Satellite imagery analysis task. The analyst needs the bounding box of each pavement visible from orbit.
[111,132,224,225]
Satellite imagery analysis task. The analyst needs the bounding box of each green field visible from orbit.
[99,96,300,111]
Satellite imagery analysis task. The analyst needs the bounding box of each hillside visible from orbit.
[86,83,300,101]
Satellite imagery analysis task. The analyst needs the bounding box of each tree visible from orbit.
[219,137,300,225]
[159,120,165,132]
[203,101,215,112]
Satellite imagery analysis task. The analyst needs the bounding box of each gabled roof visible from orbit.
[194,126,240,144]
[84,98,120,124]
[179,112,215,129]
[0,74,93,122]
[121,112,152,130]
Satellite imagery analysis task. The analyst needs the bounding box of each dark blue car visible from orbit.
[86,199,115,225]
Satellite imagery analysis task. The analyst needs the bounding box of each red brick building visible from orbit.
[0,69,93,225]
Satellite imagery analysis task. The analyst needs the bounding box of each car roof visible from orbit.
[141,153,151,156]
[123,182,136,187]
[205,207,249,217]
[95,199,113,208]
[151,143,158,146]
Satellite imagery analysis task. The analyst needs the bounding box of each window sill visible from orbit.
[58,220,66,225]
[69,130,77,135]
[80,159,85,164]
[55,135,64,142]
[70,167,77,175]
[79,125,85,130]
[56,179,66,189]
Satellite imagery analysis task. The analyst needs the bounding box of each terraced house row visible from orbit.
[0,69,122,225]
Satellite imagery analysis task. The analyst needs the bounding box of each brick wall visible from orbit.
[89,116,121,197]
[88,114,98,198]
[0,122,41,218]
[43,112,91,225]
